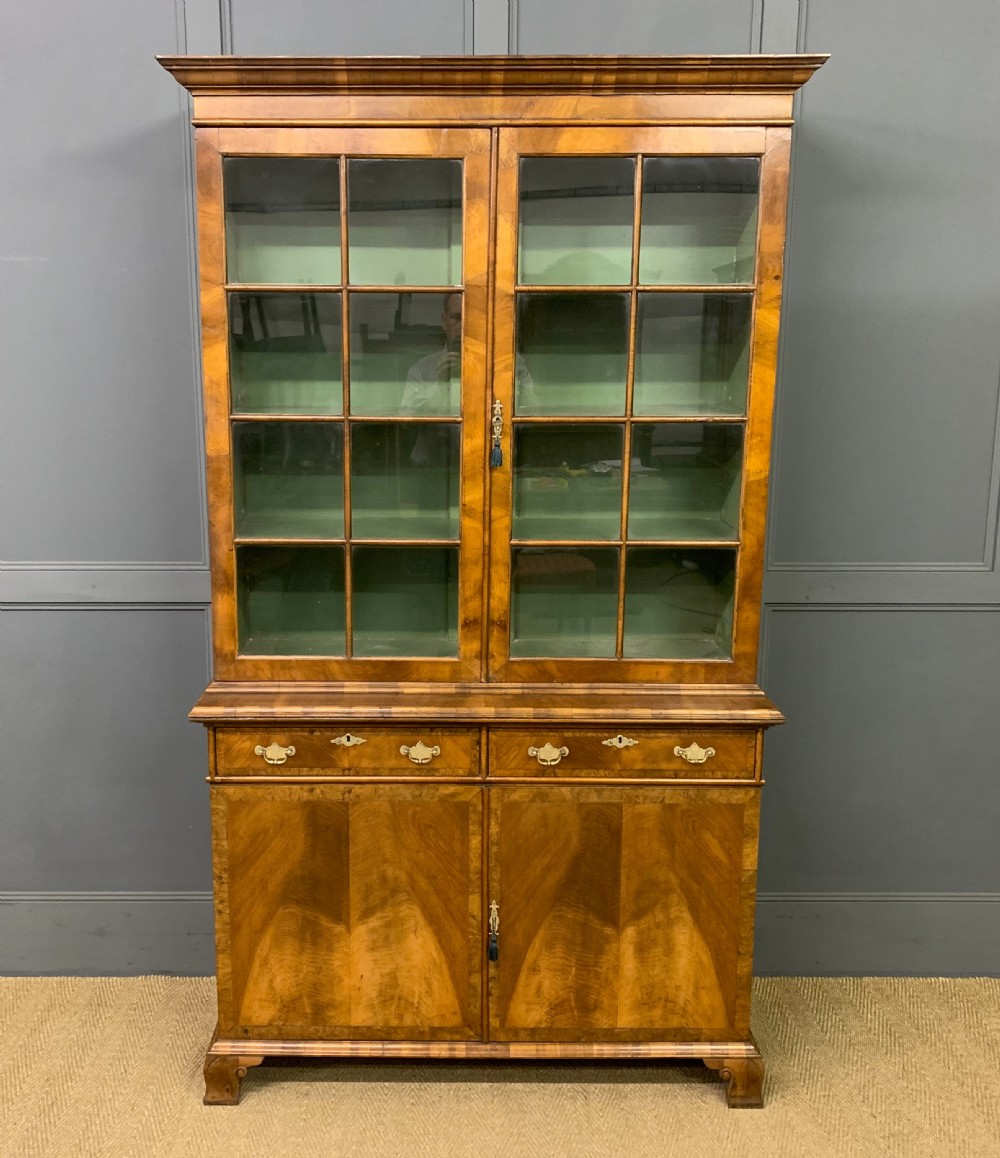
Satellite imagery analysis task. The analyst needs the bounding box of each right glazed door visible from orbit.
[487,786,759,1042]
[488,126,788,685]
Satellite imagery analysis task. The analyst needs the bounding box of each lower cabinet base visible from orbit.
[203,1033,765,1109]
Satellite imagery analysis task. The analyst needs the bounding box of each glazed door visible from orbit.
[487,786,759,1042]
[487,126,790,684]
[212,783,483,1040]
[196,127,491,681]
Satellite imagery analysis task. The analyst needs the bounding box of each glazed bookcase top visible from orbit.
[164,55,820,688]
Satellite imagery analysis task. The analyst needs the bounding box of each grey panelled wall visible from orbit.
[0,0,997,975]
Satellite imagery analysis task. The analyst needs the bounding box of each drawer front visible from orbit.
[215,728,479,777]
[487,728,755,779]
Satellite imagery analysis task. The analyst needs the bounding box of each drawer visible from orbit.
[215,727,479,776]
[487,728,755,779]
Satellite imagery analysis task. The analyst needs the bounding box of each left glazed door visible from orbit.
[196,128,491,681]
[212,783,483,1040]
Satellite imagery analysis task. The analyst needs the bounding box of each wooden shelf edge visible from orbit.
[190,681,784,726]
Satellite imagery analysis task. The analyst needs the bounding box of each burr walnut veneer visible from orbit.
[161,53,825,1108]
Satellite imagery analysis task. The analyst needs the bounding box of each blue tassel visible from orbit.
[488,932,499,961]
[490,444,502,468]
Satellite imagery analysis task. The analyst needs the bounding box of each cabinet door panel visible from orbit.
[488,124,781,685]
[488,786,757,1041]
[214,783,482,1039]
[199,127,490,681]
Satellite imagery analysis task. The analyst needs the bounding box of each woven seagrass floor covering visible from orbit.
[2,977,998,1157]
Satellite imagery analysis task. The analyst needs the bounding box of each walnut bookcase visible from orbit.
[160,53,825,1107]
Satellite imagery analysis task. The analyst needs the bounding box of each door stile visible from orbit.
[733,126,793,679]
[195,128,240,679]
[486,132,521,679]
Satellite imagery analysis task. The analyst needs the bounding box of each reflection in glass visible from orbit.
[633,294,751,416]
[351,423,459,540]
[224,158,340,285]
[229,293,343,414]
[237,545,345,655]
[515,294,629,416]
[513,425,623,541]
[628,424,742,540]
[233,422,344,539]
[352,546,458,657]
[349,293,461,416]
[348,159,462,286]
[519,158,634,285]
[623,547,735,659]
[639,157,759,285]
[510,547,618,657]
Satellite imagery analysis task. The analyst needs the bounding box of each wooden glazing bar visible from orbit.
[234,537,347,547]
[514,284,639,295]
[344,415,463,424]
[510,414,629,425]
[224,284,464,293]
[229,414,346,423]
[224,282,344,292]
[508,538,737,549]
[514,283,756,294]
[633,284,758,293]
[509,539,626,548]
[615,153,645,658]
[349,538,460,547]
[511,414,747,425]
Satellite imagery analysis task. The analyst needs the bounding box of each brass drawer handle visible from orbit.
[602,735,638,749]
[673,742,716,765]
[331,733,366,747]
[528,743,569,767]
[254,742,296,766]
[400,741,441,765]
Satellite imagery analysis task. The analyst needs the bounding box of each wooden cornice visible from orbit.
[157,54,827,97]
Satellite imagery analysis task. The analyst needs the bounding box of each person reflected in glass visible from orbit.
[400,292,463,426]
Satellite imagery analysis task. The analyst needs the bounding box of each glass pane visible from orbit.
[348,159,462,286]
[633,293,751,416]
[623,547,735,659]
[519,158,634,285]
[351,423,459,540]
[628,424,743,541]
[237,546,345,655]
[510,547,618,657]
[513,425,624,541]
[349,293,461,416]
[515,294,629,416]
[224,158,340,285]
[639,157,759,286]
[233,422,344,539]
[352,546,458,657]
[229,293,343,415]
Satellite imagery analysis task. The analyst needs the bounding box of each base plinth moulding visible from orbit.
[204,1035,764,1107]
